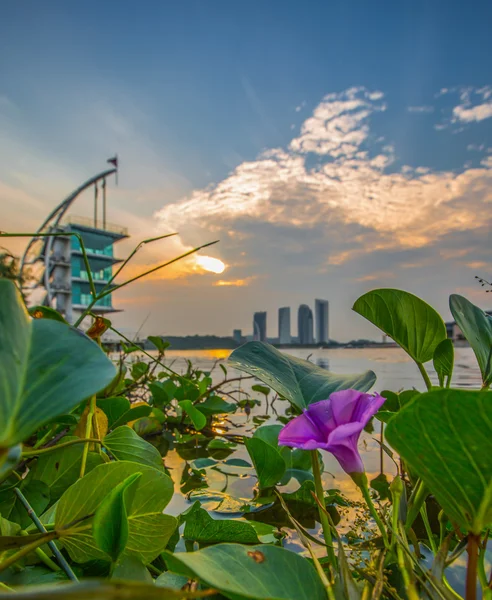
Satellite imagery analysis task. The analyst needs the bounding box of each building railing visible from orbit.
[63,215,128,236]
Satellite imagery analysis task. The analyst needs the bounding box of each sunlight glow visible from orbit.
[195,255,226,274]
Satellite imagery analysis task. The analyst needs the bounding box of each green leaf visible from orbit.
[353,288,446,364]
[93,473,142,562]
[197,395,236,415]
[111,555,153,583]
[0,480,50,529]
[29,437,104,500]
[164,543,327,600]
[449,294,492,387]
[111,404,153,429]
[0,280,116,448]
[188,489,270,514]
[229,341,376,409]
[97,398,131,428]
[253,424,282,447]
[252,384,270,396]
[179,400,207,431]
[56,461,176,564]
[131,361,149,381]
[183,502,260,544]
[29,306,68,323]
[147,336,170,352]
[223,458,252,468]
[433,339,454,387]
[385,389,492,533]
[103,426,164,471]
[244,437,286,489]
[148,382,171,406]
[0,514,21,536]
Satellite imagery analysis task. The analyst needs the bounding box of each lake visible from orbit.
[147,346,481,561]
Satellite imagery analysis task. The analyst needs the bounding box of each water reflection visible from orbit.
[315,357,330,370]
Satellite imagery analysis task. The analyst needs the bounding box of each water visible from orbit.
[157,348,481,516]
[147,346,482,560]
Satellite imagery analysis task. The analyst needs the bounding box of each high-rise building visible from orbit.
[253,312,267,342]
[315,299,329,344]
[278,307,291,344]
[298,304,314,345]
[233,329,242,344]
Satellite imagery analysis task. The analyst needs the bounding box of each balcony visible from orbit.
[64,215,128,236]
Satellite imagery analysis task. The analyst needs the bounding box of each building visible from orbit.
[315,299,329,344]
[278,307,291,344]
[233,329,242,344]
[298,304,314,345]
[253,311,267,342]
[20,160,128,324]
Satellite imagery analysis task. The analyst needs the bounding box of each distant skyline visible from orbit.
[1,1,491,340]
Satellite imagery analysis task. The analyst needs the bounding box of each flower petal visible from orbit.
[303,399,337,438]
[351,393,386,426]
[328,389,368,425]
[278,411,326,449]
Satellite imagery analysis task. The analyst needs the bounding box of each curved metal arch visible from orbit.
[20,167,117,304]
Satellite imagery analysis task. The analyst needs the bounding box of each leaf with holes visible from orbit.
[0,280,116,448]
[450,294,492,387]
[56,461,176,564]
[164,543,327,600]
[385,389,492,533]
[229,341,376,410]
[353,288,446,365]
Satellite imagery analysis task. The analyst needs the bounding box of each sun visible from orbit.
[195,255,226,274]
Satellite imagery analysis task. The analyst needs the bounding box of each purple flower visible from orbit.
[278,389,385,474]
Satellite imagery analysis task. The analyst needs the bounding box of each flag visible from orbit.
[107,155,118,168]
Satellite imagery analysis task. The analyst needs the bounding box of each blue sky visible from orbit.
[1,0,491,339]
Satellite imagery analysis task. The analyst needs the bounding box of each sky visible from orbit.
[1,0,491,341]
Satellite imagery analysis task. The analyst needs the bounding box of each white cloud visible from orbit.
[155,86,492,261]
[452,86,492,123]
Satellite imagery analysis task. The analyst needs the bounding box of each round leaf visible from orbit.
[0,280,116,448]
[164,543,327,600]
[386,389,492,534]
[353,288,446,364]
[103,426,164,470]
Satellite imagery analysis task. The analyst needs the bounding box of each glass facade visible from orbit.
[71,236,113,257]
[71,256,112,281]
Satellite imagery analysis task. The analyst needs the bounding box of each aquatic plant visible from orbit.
[0,267,491,599]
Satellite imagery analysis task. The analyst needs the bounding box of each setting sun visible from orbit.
[195,255,226,274]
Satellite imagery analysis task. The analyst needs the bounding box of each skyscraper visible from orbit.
[253,311,267,342]
[315,299,329,344]
[278,307,291,344]
[233,329,242,344]
[298,304,314,345]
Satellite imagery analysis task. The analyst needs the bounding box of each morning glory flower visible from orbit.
[278,389,385,475]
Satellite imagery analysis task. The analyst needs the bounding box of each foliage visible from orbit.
[0,266,491,600]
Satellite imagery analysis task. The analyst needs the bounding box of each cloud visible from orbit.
[214,276,256,287]
[407,105,434,113]
[452,86,492,123]
[156,86,492,262]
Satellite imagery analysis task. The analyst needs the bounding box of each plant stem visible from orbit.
[310,450,337,568]
[20,530,60,572]
[0,581,14,592]
[417,362,433,391]
[396,524,420,600]
[0,533,58,575]
[466,534,479,600]
[79,396,96,478]
[355,472,390,549]
[420,503,437,554]
[15,488,78,582]
[22,438,101,457]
